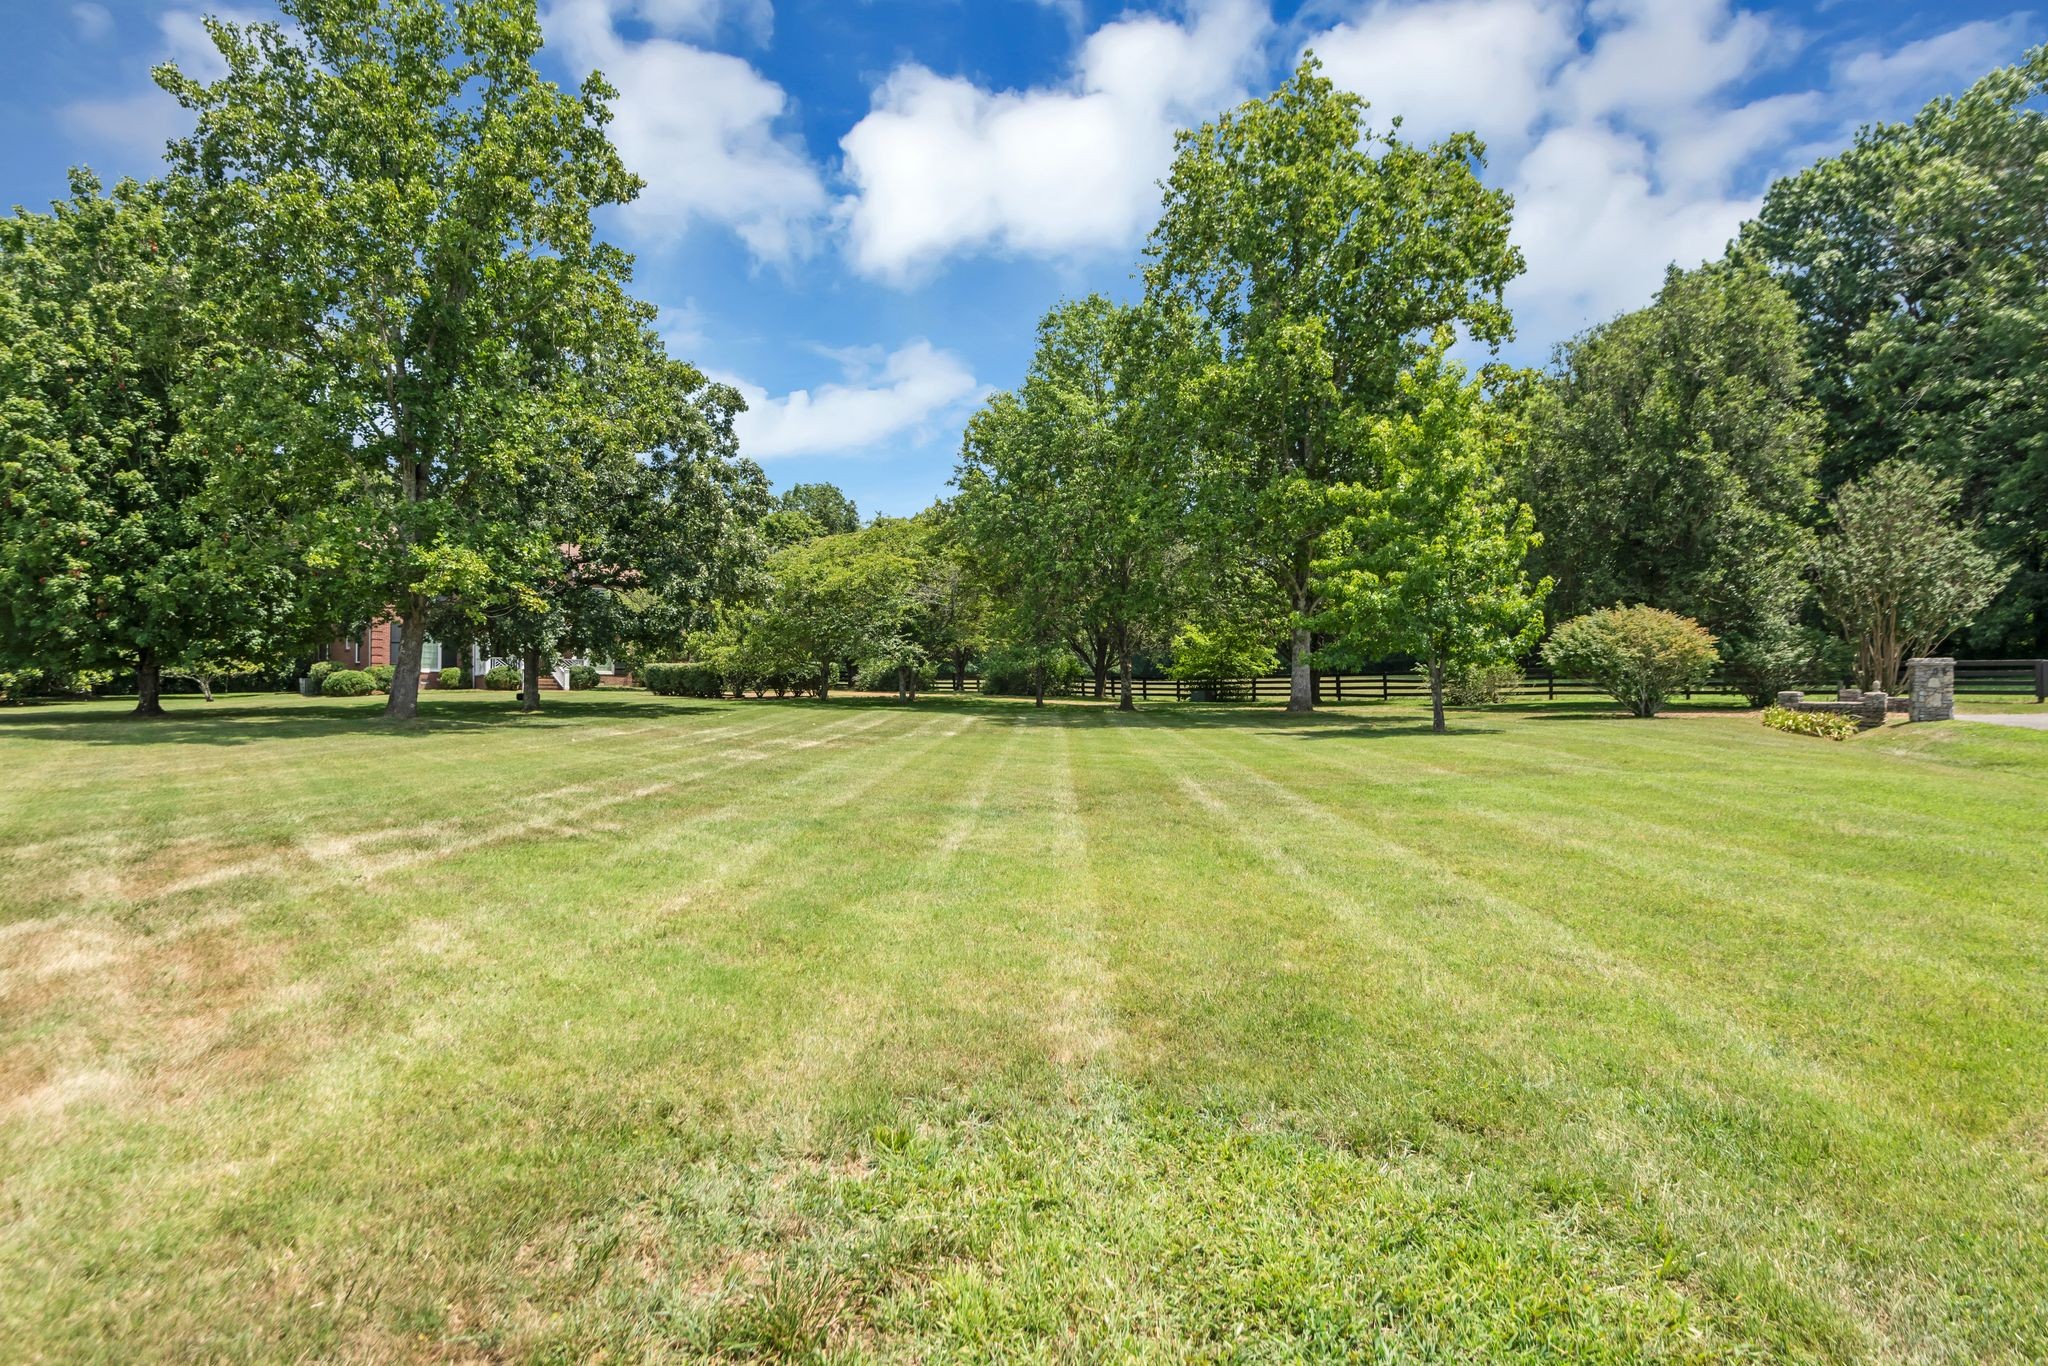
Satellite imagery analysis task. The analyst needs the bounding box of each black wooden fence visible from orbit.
[936,659,2048,704]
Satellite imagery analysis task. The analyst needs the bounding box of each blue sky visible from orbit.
[3,0,2038,517]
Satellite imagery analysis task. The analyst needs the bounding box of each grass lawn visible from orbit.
[3,690,2045,1361]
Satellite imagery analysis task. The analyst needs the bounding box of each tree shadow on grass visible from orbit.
[807,693,1506,739]
[0,694,724,747]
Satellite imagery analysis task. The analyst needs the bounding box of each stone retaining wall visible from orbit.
[1776,689,1890,729]
[1773,659,1956,727]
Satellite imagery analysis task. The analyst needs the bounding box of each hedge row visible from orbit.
[642,662,723,697]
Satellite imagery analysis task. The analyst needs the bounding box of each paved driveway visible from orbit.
[1964,712,2048,730]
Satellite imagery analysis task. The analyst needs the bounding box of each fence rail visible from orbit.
[937,658,2048,705]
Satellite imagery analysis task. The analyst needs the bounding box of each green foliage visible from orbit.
[482,664,521,692]
[1542,606,1720,718]
[1164,621,1277,681]
[1761,705,1860,742]
[1520,258,1819,672]
[439,667,464,689]
[1747,47,2048,652]
[1813,463,2009,692]
[365,664,396,693]
[955,296,1186,708]
[1441,662,1524,706]
[320,668,374,697]
[307,661,335,686]
[1718,616,1844,709]
[775,483,860,537]
[1145,54,1523,709]
[641,661,724,698]
[567,664,600,691]
[0,171,264,714]
[977,645,1082,697]
[1313,347,1549,731]
[159,0,666,717]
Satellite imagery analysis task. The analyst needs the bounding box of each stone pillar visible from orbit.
[1857,692,1889,728]
[1776,690,1803,707]
[1906,657,1955,722]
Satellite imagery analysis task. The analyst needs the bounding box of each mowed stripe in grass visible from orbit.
[1,690,2045,1360]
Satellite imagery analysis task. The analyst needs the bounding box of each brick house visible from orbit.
[324,621,631,690]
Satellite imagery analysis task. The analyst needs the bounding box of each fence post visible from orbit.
[1548,673,1555,701]
[1335,674,1344,702]
[2038,659,2047,704]
[1381,672,1389,702]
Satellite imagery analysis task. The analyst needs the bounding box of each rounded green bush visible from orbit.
[321,668,375,697]
[307,660,336,686]
[567,664,600,691]
[439,667,464,689]
[483,664,521,691]
[365,664,396,692]
[1541,605,1718,717]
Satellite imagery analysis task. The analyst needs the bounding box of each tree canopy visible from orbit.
[1144,54,1522,711]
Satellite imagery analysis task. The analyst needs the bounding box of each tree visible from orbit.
[1542,606,1720,719]
[161,0,652,719]
[1746,47,2048,654]
[775,482,861,537]
[477,354,767,713]
[957,296,1188,710]
[0,173,255,716]
[1813,463,2009,693]
[955,392,1077,709]
[1520,258,1821,705]
[1314,348,1548,733]
[755,524,919,699]
[1144,54,1521,711]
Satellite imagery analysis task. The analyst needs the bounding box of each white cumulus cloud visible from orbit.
[543,0,825,261]
[837,0,1271,283]
[59,6,258,162]
[1302,0,2036,351]
[719,342,982,459]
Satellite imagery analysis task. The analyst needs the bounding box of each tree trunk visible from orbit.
[1428,659,1447,734]
[1033,666,1046,708]
[1287,623,1313,713]
[1118,648,1134,712]
[521,646,543,713]
[133,648,165,718]
[1093,635,1109,700]
[384,604,429,719]
[896,664,910,700]
[818,660,831,700]
[953,647,967,692]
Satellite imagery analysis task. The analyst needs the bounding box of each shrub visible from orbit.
[642,661,724,698]
[1440,661,1523,706]
[1165,621,1278,682]
[977,647,1082,697]
[307,660,336,686]
[567,664,600,691]
[482,664,522,691]
[439,667,465,689]
[321,668,375,697]
[366,663,396,692]
[1762,705,1859,741]
[1541,605,1719,717]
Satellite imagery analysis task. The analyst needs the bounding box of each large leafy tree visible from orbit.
[1315,347,1547,733]
[161,0,653,719]
[1520,258,1822,704]
[1746,47,2048,654]
[957,296,1188,710]
[1814,463,2009,692]
[475,354,767,712]
[0,173,260,715]
[753,523,920,699]
[1144,54,1521,711]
